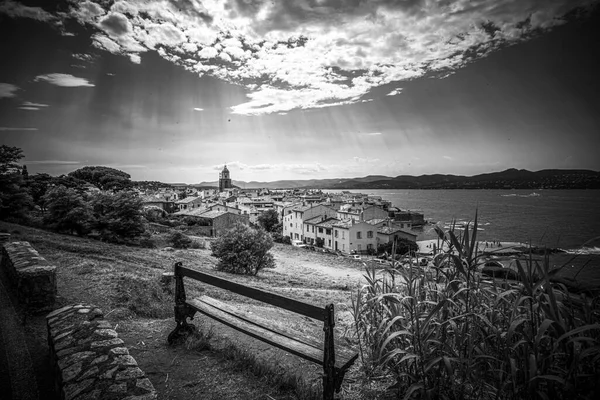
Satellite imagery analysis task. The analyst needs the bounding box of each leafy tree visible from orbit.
[315,237,325,248]
[69,166,132,191]
[211,223,275,275]
[21,165,28,179]
[90,190,145,241]
[0,145,33,220]
[43,185,93,235]
[168,231,193,249]
[257,209,279,232]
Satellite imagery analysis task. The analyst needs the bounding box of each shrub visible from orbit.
[139,237,156,248]
[211,223,275,275]
[282,235,292,245]
[351,213,600,399]
[315,237,324,248]
[168,231,193,249]
[189,239,206,249]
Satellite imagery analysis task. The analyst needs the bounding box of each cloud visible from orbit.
[34,73,95,87]
[353,157,381,164]
[22,101,49,107]
[72,53,95,62]
[193,108,204,111]
[19,107,41,111]
[0,127,38,131]
[360,132,382,136]
[0,83,19,98]
[0,0,58,23]
[129,53,141,64]
[18,0,600,114]
[92,33,121,54]
[99,11,132,38]
[443,155,453,160]
[25,160,80,165]
[71,1,105,24]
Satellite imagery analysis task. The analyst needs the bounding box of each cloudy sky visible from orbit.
[1,0,599,183]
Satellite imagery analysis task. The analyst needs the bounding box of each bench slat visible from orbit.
[187,297,326,366]
[198,296,358,369]
[179,266,324,320]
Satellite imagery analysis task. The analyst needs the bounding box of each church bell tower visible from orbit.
[219,165,232,192]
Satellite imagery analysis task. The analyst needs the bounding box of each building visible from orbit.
[336,205,389,222]
[303,216,339,249]
[183,210,249,237]
[283,204,337,242]
[219,165,232,192]
[332,220,379,254]
[175,196,203,211]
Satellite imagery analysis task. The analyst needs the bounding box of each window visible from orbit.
[367,244,373,250]
[358,244,362,251]
[326,229,331,235]
[312,226,315,233]
[318,227,323,233]
[335,230,338,238]
[367,231,373,238]
[290,223,293,227]
[357,231,362,239]
[328,239,331,246]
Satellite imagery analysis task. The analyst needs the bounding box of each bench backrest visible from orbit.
[175,263,326,320]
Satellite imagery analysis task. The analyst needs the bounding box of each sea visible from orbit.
[323,189,600,254]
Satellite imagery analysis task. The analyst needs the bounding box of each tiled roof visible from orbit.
[332,220,353,229]
[316,218,340,228]
[174,207,209,216]
[304,215,325,224]
[366,218,387,225]
[378,227,417,236]
[194,210,228,219]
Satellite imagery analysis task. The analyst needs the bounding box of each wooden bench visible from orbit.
[166,262,358,399]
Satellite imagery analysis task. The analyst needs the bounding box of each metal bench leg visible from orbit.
[168,262,197,344]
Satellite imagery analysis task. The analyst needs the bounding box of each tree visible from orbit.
[69,166,132,191]
[0,145,33,220]
[257,209,279,232]
[211,223,275,275]
[377,237,418,258]
[90,190,145,241]
[315,237,324,248]
[43,185,93,235]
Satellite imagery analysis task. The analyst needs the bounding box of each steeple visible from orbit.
[219,164,232,192]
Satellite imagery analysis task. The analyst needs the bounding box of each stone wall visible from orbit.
[47,304,157,400]
[1,241,56,311]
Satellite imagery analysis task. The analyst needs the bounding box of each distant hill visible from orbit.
[193,169,600,190]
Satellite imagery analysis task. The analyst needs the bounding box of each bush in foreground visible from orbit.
[351,214,600,399]
[211,223,275,275]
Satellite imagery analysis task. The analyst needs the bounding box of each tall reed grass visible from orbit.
[351,213,600,399]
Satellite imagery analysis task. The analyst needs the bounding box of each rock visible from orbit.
[116,367,145,380]
[63,362,83,382]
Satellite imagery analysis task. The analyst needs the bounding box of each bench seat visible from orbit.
[187,295,358,372]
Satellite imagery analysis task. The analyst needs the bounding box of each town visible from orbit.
[138,165,425,255]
